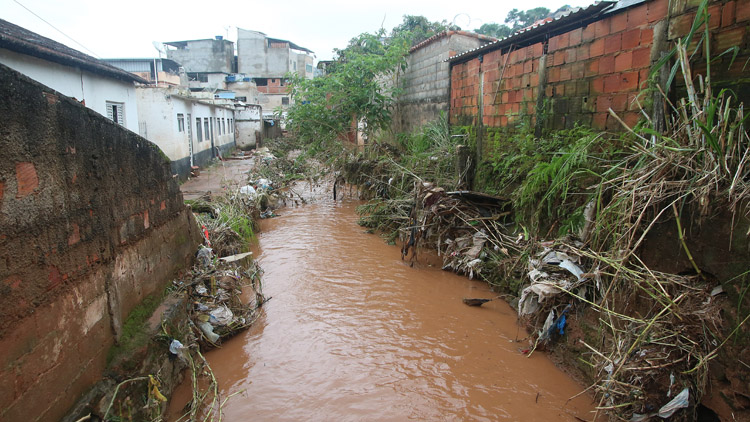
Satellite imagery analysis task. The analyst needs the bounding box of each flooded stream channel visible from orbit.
[170,197,597,421]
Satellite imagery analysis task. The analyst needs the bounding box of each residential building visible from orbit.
[0,18,147,133]
[103,57,183,86]
[236,28,314,111]
[136,85,238,179]
[164,37,234,90]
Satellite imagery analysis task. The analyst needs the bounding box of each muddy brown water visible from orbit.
[169,198,597,421]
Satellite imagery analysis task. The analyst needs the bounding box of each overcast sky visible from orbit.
[3,0,595,62]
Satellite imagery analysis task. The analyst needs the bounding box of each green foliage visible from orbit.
[474,23,513,39]
[390,15,460,46]
[473,6,567,40]
[286,31,409,144]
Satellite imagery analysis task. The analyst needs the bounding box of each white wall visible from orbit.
[136,87,236,166]
[0,48,139,133]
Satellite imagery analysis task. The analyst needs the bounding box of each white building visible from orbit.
[136,86,238,179]
[0,18,147,133]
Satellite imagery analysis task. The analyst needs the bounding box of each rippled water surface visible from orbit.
[169,199,596,421]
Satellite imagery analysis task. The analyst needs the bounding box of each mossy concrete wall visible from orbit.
[0,63,202,421]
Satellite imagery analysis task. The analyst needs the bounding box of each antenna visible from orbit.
[152,41,166,58]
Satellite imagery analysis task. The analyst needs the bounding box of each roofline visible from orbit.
[0,19,147,84]
[447,0,619,64]
[164,38,234,47]
[409,30,496,54]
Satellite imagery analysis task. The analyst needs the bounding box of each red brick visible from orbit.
[632,47,651,68]
[722,1,736,27]
[627,4,648,27]
[566,48,577,63]
[15,162,38,198]
[604,34,622,54]
[591,77,605,94]
[604,74,621,92]
[715,27,747,52]
[640,69,650,86]
[624,112,640,128]
[611,93,628,112]
[555,84,565,96]
[621,71,639,92]
[583,23,596,42]
[592,112,607,129]
[577,45,590,61]
[548,67,561,83]
[611,12,627,33]
[669,13,696,39]
[615,51,633,72]
[571,62,585,79]
[548,35,559,52]
[648,0,669,23]
[738,0,750,22]
[590,39,604,57]
[569,28,583,46]
[560,65,572,81]
[586,58,600,76]
[606,113,624,131]
[545,85,553,97]
[596,95,612,113]
[532,43,544,57]
[530,73,540,87]
[641,28,654,44]
[554,50,566,66]
[621,28,641,49]
[600,55,615,74]
[67,223,80,246]
[595,19,611,37]
[523,60,533,73]
[708,5,722,30]
[558,32,570,49]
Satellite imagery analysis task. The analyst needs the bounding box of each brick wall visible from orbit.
[450,0,750,136]
[0,64,202,421]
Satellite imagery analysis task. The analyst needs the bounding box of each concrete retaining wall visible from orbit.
[0,63,202,421]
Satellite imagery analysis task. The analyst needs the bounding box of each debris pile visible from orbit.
[179,247,266,348]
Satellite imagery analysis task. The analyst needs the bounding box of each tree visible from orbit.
[286,30,409,143]
[475,23,513,39]
[472,6,555,39]
[391,15,460,46]
[504,7,551,30]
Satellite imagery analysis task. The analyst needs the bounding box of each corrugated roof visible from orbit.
[409,30,496,53]
[0,18,148,84]
[447,0,619,63]
[267,37,314,54]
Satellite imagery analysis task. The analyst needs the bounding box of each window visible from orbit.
[188,73,209,82]
[106,101,125,126]
[306,64,313,73]
[204,118,210,141]
[281,97,290,106]
[177,113,185,132]
[196,118,203,142]
[293,61,297,70]
[230,119,233,133]
[222,118,226,134]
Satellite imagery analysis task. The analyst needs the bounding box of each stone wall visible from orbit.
[0,63,202,421]
[450,0,750,139]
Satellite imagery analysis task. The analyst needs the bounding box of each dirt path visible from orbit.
[180,158,255,200]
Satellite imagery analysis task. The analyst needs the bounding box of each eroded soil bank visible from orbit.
[169,196,598,421]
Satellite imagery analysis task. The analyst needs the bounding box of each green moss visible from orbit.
[106,291,165,367]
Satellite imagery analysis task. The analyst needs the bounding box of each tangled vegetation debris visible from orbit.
[280,2,749,419]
